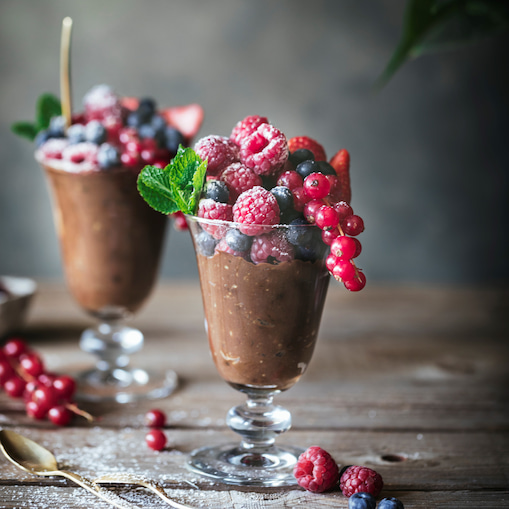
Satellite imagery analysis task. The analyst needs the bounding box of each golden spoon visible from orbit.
[0,430,139,509]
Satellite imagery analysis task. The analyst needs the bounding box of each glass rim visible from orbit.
[184,214,320,231]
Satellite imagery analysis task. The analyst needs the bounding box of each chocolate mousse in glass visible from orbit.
[187,216,330,486]
[34,85,202,402]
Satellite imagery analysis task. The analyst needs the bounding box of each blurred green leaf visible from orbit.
[35,93,61,131]
[11,121,37,141]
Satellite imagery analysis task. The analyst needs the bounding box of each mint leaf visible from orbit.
[36,93,61,131]
[11,121,37,141]
[137,146,207,216]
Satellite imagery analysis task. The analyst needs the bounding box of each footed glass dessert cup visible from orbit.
[187,215,330,486]
[41,161,177,403]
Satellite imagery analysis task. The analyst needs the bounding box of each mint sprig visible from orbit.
[11,93,61,141]
[137,146,207,216]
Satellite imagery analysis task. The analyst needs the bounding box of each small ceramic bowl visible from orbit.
[0,276,37,338]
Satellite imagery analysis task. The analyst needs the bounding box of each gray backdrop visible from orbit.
[1,0,508,285]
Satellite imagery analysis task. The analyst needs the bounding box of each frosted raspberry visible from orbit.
[38,138,69,160]
[232,186,280,236]
[250,232,294,265]
[220,163,262,202]
[239,123,288,176]
[197,199,233,239]
[288,136,327,162]
[194,135,240,176]
[83,84,122,122]
[293,446,339,493]
[339,465,383,498]
[62,142,99,165]
[230,115,268,146]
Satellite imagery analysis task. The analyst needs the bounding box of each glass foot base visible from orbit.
[188,443,303,486]
[75,367,178,404]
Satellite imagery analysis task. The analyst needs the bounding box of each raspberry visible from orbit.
[39,138,69,160]
[250,232,294,264]
[293,446,339,493]
[232,186,280,236]
[230,115,268,146]
[239,123,288,176]
[339,465,383,498]
[329,149,351,204]
[288,136,327,162]
[194,135,240,176]
[215,238,248,258]
[197,199,233,239]
[220,163,262,201]
[83,84,122,122]
[62,142,99,166]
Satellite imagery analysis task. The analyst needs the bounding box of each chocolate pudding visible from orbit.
[42,163,167,318]
[195,250,330,391]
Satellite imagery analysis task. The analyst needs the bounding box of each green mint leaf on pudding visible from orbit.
[138,145,207,215]
[11,121,38,141]
[11,93,61,141]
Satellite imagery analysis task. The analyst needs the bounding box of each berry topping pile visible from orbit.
[293,446,340,493]
[193,115,367,291]
[35,84,203,173]
[0,337,93,426]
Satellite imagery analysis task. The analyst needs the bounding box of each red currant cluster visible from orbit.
[0,337,93,426]
[144,408,167,451]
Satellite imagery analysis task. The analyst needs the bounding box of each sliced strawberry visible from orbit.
[329,149,351,204]
[161,103,204,141]
[120,97,140,111]
[288,136,327,162]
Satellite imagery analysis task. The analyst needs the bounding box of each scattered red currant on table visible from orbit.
[0,337,93,426]
[144,408,168,450]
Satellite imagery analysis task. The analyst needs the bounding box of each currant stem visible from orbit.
[65,402,95,423]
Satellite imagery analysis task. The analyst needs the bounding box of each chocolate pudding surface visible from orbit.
[196,250,330,391]
[43,163,167,317]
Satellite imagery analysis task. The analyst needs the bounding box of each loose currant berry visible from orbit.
[303,172,331,199]
[315,205,340,231]
[48,405,73,426]
[146,429,167,451]
[145,409,167,428]
[342,215,365,236]
[331,236,358,260]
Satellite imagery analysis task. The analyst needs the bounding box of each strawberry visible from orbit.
[329,149,351,204]
[120,97,140,112]
[161,103,204,142]
[288,136,327,162]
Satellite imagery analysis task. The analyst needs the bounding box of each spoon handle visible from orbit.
[60,470,141,509]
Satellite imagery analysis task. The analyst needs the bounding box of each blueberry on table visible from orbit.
[348,492,376,509]
[379,497,405,509]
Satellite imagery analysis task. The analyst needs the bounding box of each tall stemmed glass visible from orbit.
[187,215,330,486]
[40,160,177,403]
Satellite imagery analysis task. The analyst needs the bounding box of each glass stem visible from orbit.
[226,391,292,452]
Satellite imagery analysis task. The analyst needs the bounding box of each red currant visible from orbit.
[333,201,353,220]
[277,170,303,191]
[352,237,362,258]
[315,205,340,231]
[3,338,27,358]
[0,359,15,385]
[145,409,167,428]
[331,236,357,260]
[19,352,45,377]
[145,429,167,451]
[52,375,77,402]
[303,199,323,224]
[120,151,140,167]
[344,270,367,292]
[321,228,341,245]
[332,259,356,282]
[32,385,58,411]
[303,172,331,199]
[342,214,365,236]
[326,253,338,273]
[292,186,310,212]
[4,377,26,398]
[48,405,73,426]
[26,400,48,420]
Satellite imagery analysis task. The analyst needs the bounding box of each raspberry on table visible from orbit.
[250,232,295,264]
[197,198,233,239]
[239,123,288,176]
[194,135,240,176]
[230,114,268,146]
[339,465,384,498]
[220,162,262,201]
[288,136,327,162]
[293,446,339,493]
[232,186,280,236]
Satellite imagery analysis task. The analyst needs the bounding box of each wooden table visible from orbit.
[0,281,508,508]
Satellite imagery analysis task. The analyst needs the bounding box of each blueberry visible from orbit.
[196,230,217,256]
[126,111,143,128]
[316,160,336,175]
[97,143,120,169]
[204,180,230,203]
[34,129,51,147]
[379,497,404,509]
[137,97,156,122]
[225,229,252,252]
[84,120,107,145]
[348,492,376,509]
[286,217,314,246]
[138,123,157,140]
[296,159,320,179]
[151,114,167,132]
[280,208,302,224]
[48,116,66,138]
[260,174,277,190]
[270,186,293,212]
[66,124,86,144]
[289,148,314,167]
[165,126,186,154]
